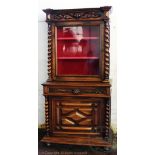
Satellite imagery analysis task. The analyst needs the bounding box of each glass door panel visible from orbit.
[57,25,100,76]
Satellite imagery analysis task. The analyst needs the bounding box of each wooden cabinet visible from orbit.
[41,6,112,148]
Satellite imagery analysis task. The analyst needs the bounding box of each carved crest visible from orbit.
[52,11,101,20]
[43,7,111,22]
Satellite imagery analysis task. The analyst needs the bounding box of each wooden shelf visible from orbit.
[57,37,99,40]
[58,57,99,60]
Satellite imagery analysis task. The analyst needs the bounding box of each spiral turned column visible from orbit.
[104,20,110,80]
[104,98,111,141]
[45,96,50,136]
[47,24,52,81]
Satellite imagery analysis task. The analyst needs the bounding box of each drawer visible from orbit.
[44,86,110,97]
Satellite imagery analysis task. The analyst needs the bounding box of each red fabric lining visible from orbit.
[57,26,100,75]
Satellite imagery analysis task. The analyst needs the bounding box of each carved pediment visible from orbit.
[52,11,101,20]
[43,6,111,22]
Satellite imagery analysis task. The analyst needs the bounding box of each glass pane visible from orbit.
[57,26,100,75]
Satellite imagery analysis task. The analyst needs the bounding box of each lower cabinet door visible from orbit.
[49,97,106,136]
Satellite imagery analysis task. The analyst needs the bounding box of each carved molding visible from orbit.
[45,96,50,136]
[104,20,110,80]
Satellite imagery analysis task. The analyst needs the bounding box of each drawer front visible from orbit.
[44,86,110,97]
[50,97,106,136]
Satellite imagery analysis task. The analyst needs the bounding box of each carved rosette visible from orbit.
[104,99,111,140]
[104,20,110,80]
[47,24,52,81]
[45,96,50,136]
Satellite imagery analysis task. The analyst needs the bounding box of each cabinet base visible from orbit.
[41,135,112,147]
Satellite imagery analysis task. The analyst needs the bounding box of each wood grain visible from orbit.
[41,6,112,147]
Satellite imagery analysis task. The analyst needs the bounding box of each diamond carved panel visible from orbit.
[68,111,86,121]
[61,108,92,126]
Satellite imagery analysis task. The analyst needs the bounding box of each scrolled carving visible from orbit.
[104,20,110,80]
[53,11,101,20]
[52,11,101,20]
[45,96,50,136]
[44,7,111,22]
[47,9,103,21]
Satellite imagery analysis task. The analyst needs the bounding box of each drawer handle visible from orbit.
[72,89,81,95]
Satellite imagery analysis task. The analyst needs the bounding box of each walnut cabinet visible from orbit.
[41,6,112,148]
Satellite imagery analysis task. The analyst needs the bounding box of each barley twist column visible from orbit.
[104,20,110,80]
[45,96,50,136]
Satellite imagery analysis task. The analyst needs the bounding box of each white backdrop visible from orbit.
[38,0,117,131]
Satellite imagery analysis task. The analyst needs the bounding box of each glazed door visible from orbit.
[50,97,106,136]
[52,22,104,81]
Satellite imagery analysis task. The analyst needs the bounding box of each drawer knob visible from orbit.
[95,88,102,94]
[72,89,80,94]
